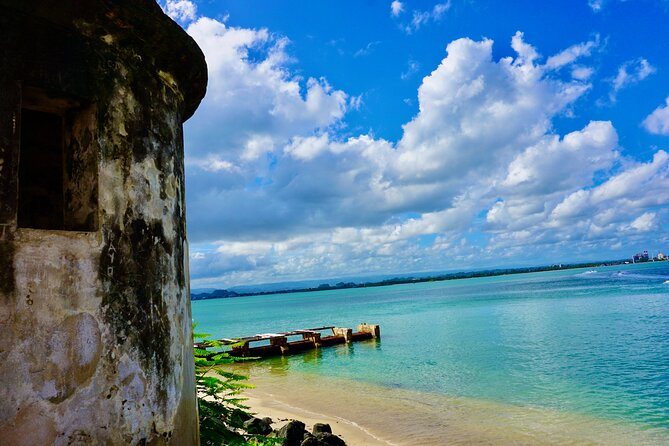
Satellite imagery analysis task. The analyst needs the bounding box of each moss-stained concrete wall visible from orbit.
[0,1,207,444]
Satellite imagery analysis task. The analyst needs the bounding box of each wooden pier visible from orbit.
[197,323,380,358]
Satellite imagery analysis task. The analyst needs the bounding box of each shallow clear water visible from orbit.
[193,262,669,444]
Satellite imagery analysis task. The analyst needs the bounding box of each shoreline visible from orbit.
[244,390,394,446]
[234,365,669,446]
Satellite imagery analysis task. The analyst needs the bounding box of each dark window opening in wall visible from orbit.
[18,109,64,229]
[17,88,98,232]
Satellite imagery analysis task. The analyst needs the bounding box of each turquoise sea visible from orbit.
[193,262,669,445]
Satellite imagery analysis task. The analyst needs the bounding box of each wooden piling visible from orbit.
[197,323,380,358]
[357,323,380,338]
[332,327,353,342]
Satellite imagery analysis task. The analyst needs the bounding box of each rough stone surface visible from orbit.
[0,0,206,444]
[244,417,273,435]
[278,420,307,446]
[315,432,348,446]
[300,436,321,446]
[300,431,348,446]
[312,423,332,435]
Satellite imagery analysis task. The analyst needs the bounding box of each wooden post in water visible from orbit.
[333,327,353,342]
[270,335,289,354]
[357,323,380,338]
[230,340,250,357]
[302,331,322,347]
[199,324,380,358]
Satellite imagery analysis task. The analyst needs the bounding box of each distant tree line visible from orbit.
[191,259,632,301]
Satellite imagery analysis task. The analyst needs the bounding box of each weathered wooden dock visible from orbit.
[198,323,380,358]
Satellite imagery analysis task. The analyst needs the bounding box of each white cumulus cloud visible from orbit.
[547,151,669,237]
[642,96,669,135]
[161,0,197,25]
[629,212,658,232]
[393,32,591,186]
[182,21,669,287]
[185,17,348,164]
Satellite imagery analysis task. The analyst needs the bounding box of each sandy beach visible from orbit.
[244,389,393,446]
[231,363,669,446]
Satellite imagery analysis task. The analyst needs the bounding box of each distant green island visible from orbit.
[190,258,658,301]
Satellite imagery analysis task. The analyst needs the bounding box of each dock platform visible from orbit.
[197,323,380,358]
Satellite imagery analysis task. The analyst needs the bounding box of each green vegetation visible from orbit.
[194,329,281,446]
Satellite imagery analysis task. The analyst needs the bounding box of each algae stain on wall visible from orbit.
[0,0,207,444]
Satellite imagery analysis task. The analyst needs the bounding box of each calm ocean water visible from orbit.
[193,262,669,445]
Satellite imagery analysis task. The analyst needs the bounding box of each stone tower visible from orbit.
[0,1,207,444]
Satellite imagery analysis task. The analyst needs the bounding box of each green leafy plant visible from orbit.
[194,329,282,446]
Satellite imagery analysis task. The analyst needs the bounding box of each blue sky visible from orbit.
[161,0,669,288]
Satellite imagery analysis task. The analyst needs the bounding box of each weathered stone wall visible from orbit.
[0,1,206,444]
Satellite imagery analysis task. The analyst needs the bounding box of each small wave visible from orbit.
[618,274,669,279]
[663,280,669,285]
[576,270,600,277]
[615,272,669,280]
